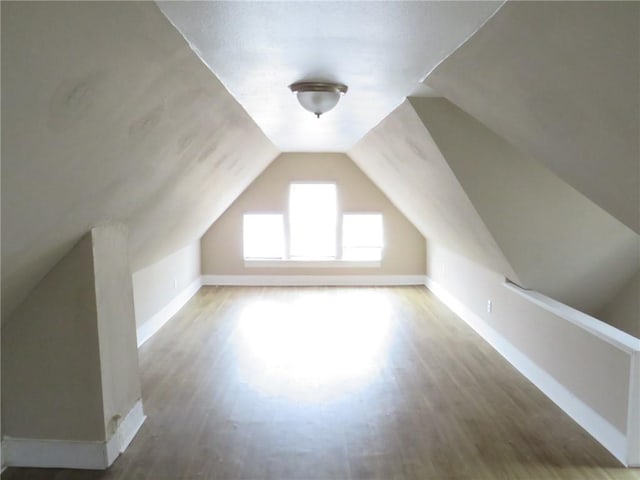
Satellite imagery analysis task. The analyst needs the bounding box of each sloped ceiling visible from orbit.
[425,1,640,234]
[410,97,639,314]
[348,101,519,282]
[3,1,638,326]
[156,1,502,151]
[1,2,278,318]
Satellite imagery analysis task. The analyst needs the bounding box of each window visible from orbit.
[342,214,383,261]
[289,183,337,259]
[243,214,284,259]
[242,182,383,266]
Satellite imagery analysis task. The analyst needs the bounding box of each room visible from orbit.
[1,1,639,478]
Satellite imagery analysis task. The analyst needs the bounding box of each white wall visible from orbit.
[201,153,425,278]
[426,2,640,233]
[92,225,142,442]
[348,101,517,282]
[2,1,277,319]
[2,224,145,469]
[3,234,105,442]
[599,271,640,339]
[411,97,639,317]
[132,242,201,346]
[425,240,640,466]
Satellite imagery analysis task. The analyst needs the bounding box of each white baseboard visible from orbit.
[136,277,202,347]
[3,400,145,470]
[425,276,629,467]
[202,274,425,287]
[3,438,108,470]
[105,399,146,466]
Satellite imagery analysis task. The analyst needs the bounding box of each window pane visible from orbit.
[342,213,383,261]
[243,214,284,259]
[289,183,337,259]
[342,247,382,261]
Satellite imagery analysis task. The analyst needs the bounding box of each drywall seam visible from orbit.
[202,275,425,287]
[425,275,629,466]
[628,352,640,466]
[136,277,202,348]
[2,400,145,469]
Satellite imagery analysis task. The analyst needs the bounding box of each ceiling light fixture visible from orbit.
[289,81,348,118]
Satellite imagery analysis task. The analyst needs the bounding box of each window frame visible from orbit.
[288,182,338,260]
[242,212,286,260]
[341,212,384,262]
[242,182,383,268]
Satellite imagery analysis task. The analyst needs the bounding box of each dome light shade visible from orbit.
[289,81,348,118]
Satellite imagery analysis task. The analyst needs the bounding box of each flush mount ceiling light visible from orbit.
[289,81,348,118]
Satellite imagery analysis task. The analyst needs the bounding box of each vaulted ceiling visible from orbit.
[425,1,640,235]
[1,2,279,317]
[156,1,502,151]
[2,1,638,325]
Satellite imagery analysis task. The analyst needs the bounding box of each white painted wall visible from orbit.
[2,1,278,319]
[92,225,142,442]
[2,233,105,442]
[426,2,640,233]
[201,153,425,278]
[425,240,640,466]
[2,224,146,469]
[132,242,201,346]
[348,101,517,281]
[599,272,640,339]
[411,97,639,317]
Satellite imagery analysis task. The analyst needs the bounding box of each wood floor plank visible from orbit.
[3,286,638,479]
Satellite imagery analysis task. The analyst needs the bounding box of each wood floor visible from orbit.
[4,286,639,480]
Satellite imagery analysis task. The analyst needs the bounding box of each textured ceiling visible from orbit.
[157,1,502,151]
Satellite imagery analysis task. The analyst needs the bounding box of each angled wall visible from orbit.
[3,233,104,444]
[1,1,278,318]
[426,1,640,233]
[411,97,639,318]
[348,100,518,281]
[2,224,143,469]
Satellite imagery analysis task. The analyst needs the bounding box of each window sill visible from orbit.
[244,259,381,269]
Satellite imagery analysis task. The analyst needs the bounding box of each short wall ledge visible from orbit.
[425,275,639,468]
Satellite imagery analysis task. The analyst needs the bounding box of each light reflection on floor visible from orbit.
[235,290,392,402]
